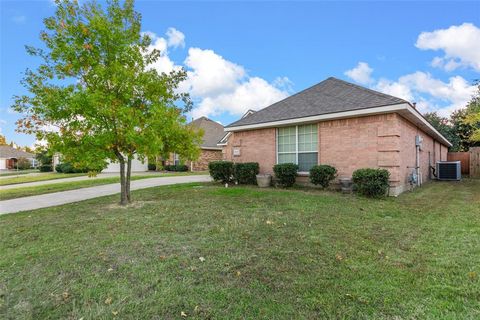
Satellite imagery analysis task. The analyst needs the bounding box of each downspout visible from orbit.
[428,151,432,180]
[416,144,421,186]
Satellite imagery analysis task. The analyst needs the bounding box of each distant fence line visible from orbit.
[447,147,480,177]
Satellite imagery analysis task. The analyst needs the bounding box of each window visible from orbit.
[173,153,180,166]
[277,124,318,172]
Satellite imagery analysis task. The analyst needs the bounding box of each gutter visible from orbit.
[224,103,452,147]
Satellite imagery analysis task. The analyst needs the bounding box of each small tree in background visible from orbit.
[464,82,480,143]
[13,0,202,205]
[0,135,6,145]
[16,157,32,170]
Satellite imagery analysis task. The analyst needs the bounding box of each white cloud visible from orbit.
[192,77,289,119]
[141,29,290,119]
[181,47,290,118]
[375,78,414,101]
[374,72,476,116]
[182,48,246,97]
[345,62,373,85]
[345,62,476,117]
[143,30,182,74]
[166,27,185,48]
[415,23,480,71]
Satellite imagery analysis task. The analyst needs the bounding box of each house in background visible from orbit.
[52,153,148,173]
[165,116,224,171]
[222,77,451,195]
[0,145,36,170]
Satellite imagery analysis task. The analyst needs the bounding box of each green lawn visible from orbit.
[0,171,208,200]
[0,169,39,177]
[0,172,86,186]
[1,180,479,319]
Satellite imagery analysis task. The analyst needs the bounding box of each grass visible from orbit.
[0,171,208,200]
[1,180,479,319]
[0,172,86,186]
[0,169,39,177]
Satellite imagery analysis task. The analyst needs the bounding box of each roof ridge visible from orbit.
[328,77,409,103]
[226,78,333,127]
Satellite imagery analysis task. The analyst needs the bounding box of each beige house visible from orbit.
[164,117,224,171]
[221,77,451,195]
[0,145,35,170]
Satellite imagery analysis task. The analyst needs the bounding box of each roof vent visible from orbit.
[412,102,417,108]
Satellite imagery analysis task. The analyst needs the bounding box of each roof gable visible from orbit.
[0,145,34,159]
[189,117,224,149]
[226,77,408,128]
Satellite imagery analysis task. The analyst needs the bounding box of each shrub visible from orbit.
[164,164,188,172]
[352,168,390,197]
[148,163,156,171]
[209,161,234,184]
[16,157,32,170]
[55,163,89,174]
[39,164,53,172]
[234,162,259,184]
[273,163,298,187]
[309,165,337,188]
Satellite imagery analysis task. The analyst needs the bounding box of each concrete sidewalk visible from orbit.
[0,173,115,190]
[0,175,211,214]
[0,171,171,190]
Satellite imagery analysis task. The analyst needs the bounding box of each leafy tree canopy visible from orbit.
[13,0,202,204]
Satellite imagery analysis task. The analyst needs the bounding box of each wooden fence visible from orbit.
[470,147,480,178]
[447,147,480,177]
[447,152,470,175]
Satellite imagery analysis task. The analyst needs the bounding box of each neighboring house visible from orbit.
[0,145,36,170]
[102,156,148,173]
[165,117,224,171]
[53,153,148,173]
[222,77,451,195]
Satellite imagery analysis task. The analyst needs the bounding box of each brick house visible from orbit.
[221,77,451,195]
[165,117,224,171]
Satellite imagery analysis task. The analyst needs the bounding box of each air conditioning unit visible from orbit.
[436,161,461,181]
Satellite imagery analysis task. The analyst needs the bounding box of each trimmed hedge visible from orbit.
[39,164,53,172]
[352,168,390,197]
[209,161,234,184]
[234,162,259,185]
[273,163,298,188]
[164,164,188,172]
[148,163,156,171]
[309,165,337,188]
[55,163,89,174]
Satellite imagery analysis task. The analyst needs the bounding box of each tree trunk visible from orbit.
[118,156,128,205]
[126,157,132,203]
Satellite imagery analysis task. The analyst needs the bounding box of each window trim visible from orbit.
[276,124,318,173]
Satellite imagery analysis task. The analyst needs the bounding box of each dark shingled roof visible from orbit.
[189,117,224,149]
[226,77,409,128]
[0,145,34,159]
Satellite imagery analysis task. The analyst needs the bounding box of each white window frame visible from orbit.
[276,124,318,173]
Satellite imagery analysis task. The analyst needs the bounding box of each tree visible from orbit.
[423,112,461,151]
[0,135,6,145]
[35,145,53,166]
[464,82,480,143]
[450,108,478,151]
[13,0,202,205]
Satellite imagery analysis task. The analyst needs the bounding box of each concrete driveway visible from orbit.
[0,175,211,214]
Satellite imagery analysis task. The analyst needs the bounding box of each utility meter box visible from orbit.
[415,135,423,150]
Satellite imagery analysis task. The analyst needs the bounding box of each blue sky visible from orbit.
[1,0,479,147]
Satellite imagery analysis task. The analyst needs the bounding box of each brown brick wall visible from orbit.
[398,115,447,188]
[187,149,223,171]
[223,128,276,174]
[222,112,449,195]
